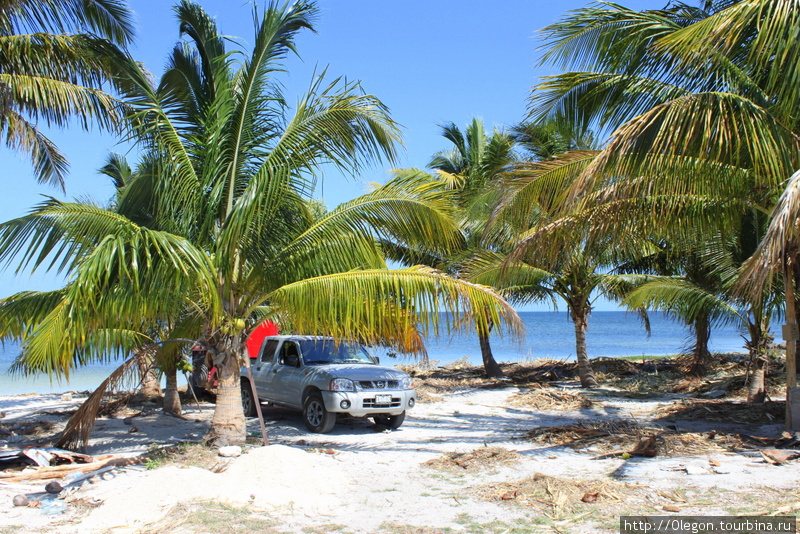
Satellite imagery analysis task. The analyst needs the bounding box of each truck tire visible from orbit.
[303,393,336,433]
[241,380,257,417]
[373,411,405,430]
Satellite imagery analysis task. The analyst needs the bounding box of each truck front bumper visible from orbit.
[321,389,416,417]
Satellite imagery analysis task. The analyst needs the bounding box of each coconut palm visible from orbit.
[529,0,800,405]
[97,152,162,400]
[529,0,799,249]
[426,118,517,378]
[1,0,135,188]
[0,1,521,446]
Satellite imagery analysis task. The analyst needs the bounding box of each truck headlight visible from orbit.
[400,377,414,389]
[330,378,356,392]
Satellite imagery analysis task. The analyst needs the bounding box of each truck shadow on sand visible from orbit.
[246,395,602,456]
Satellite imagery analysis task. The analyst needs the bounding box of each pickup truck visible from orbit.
[240,335,417,433]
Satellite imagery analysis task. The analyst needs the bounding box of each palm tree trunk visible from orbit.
[748,355,768,403]
[746,315,772,404]
[785,257,798,430]
[478,329,504,379]
[134,347,161,398]
[571,309,597,388]
[208,336,246,446]
[163,368,181,415]
[689,314,712,376]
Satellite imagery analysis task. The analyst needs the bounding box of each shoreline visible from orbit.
[1,311,754,395]
[0,350,756,397]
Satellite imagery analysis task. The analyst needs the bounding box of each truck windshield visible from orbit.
[300,340,374,365]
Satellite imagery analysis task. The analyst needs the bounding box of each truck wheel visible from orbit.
[241,380,257,417]
[373,411,405,430]
[303,393,336,433]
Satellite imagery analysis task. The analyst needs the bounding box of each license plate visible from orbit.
[375,394,392,405]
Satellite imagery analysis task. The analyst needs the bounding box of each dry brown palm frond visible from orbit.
[741,169,800,296]
[56,355,142,452]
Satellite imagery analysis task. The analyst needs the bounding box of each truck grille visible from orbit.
[363,397,402,408]
[358,380,399,390]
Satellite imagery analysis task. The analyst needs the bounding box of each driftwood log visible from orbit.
[0,456,141,483]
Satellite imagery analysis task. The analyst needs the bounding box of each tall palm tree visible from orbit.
[1,0,135,188]
[0,1,521,446]
[427,118,517,378]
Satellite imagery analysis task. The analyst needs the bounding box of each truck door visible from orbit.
[262,340,306,408]
[252,338,279,400]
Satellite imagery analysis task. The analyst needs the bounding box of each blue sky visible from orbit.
[0,0,658,305]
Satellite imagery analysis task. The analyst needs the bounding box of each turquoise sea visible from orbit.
[0,311,757,396]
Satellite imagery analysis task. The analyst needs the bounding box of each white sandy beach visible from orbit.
[0,381,797,534]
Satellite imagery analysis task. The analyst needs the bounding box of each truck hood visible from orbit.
[311,364,408,381]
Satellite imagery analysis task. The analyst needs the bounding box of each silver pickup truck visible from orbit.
[240,335,417,433]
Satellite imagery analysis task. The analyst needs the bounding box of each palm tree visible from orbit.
[427,118,517,378]
[528,0,800,411]
[98,152,162,400]
[1,0,135,188]
[467,240,647,388]
[461,143,654,388]
[0,1,521,446]
[529,0,799,257]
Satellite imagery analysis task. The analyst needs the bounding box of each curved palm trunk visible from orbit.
[162,368,181,415]
[688,314,712,377]
[208,336,246,446]
[571,308,597,388]
[478,329,504,379]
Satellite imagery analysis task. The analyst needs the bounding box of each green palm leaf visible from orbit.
[268,266,523,348]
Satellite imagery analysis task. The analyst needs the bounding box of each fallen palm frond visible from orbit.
[474,472,632,514]
[656,399,784,425]
[55,355,142,452]
[422,447,521,471]
[412,387,444,404]
[525,420,739,456]
[510,387,594,410]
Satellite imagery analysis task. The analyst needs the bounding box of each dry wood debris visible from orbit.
[0,454,141,483]
[509,387,594,410]
[474,472,632,514]
[422,447,521,471]
[525,420,740,456]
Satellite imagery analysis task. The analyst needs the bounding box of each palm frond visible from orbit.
[0,109,67,188]
[656,0,800,124]
[742,169,800,289]
[573,92,799,199]
[1,0,135,45]
[56,354,140,452]
[267,266,523,350]
[0,288,67,340]
[623,276,742,327]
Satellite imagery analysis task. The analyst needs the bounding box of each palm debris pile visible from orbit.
[655,399,784,425]
[525,420,742,456]
[474,472,633,513]
[422,446,521,471]
[0,420,55,441]
[509,387,594,410]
